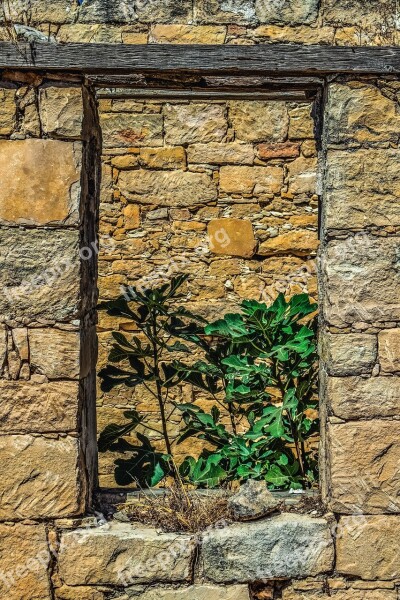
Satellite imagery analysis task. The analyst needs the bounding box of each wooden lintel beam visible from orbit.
[1,42,400,76]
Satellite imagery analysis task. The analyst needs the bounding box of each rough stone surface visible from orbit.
[118,169,217,206]
[327,376,400,419]
[322,236,400,327]
[255,0,319,25]
[77,0,137,23]
[0,88,15,134]
[136,0,192,23]
[328,421,400,513]
[39,86,83,138]
[289,105,315,139]
[150,24,226,43]
[0,379,79,432]
[187,142,254,164]
[321,333,377,376]
[58,523,195,585]
[195,0,256,24]
[258,231,319,257]
[258,141,300,160]
[29,329,81,379]
[287,157,317,195]
[164,103,227,144]
[228,480,281,520]
[323,0,397,28]
[135,586,250,599]
[219,165,283,194]
[0,523,50,600]
[140,146,186,169]
[0,140,81,226]
[208,218,256,257]
[283,585,395,600]
[0,434,84,519]
[100,113,163,148]
[336,515,400,579]
[325,150,400,228]
[229,101,289,143]
[200,514,334,582]
[378,329,400,373]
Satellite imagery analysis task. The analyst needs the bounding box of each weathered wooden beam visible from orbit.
[1,42,400,75]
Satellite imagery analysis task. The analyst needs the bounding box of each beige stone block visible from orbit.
[229,101,289,142]
[123,204,140,230]
[100,113,163,148]
[255,0,319,25]
[327,376,400,419]
[0,227,80,323]
[219,165,283,195]
[0,88,15,134]
[288,157,317,195]
[325,149,400,228]
[327,83,400,145]
[378,329,400,372]
[195,0,256,23]
[258,141,300,160]
[187,142,254,165]
[336,515,400,579]
[150,24,226,43]
[0,434,84,519]
[2,0,77,23]
[323,0,396,28]
[55,585,105,600]
[136,585,250,599]
[328,421,400,513]
[283,585,394,599]
[253,24,334,44]
[58,522,195,585]
[258,231,319,257]
[0,523,51,600]
[0,139,80,226]
[39,86,83,138]
[208,218,256,258]
[140,146,186,169]
[322,236,400,327]
[321,333,377,376]
[118,169,217,206]
[0,379,79,432]
[57,23,124,43]
[289,104,315,139]
[164,103,227,144]
[110,154,139,169]
[29,329,81,379]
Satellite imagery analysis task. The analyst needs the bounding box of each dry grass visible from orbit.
[121,483,232,533]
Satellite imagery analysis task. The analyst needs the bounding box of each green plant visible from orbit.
[98,275,206,487]
[174,294,319,490]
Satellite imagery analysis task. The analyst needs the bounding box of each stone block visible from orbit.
[78,0,136,23]
[326,82,400,145]
[287,157,317,195]
[1,0,77,24]
[327,376,400,419]
[150,24,226,43]
[321,236,400,327]
[0,523,50,600]
[336,515,400,579]
[258,141,300,160]
[323,0,397,28]
[288,104,315,139]
[0,88,15,134]
[100,113,163,148]
[258,231,318,257]
[139,146,186,169]
[219,165,283,195]
[0,380,79,432]
[39,86,83,138]
[0,227,81,323]
[29,328,81,379]
[135,586,250,599]
[164,103,227,144]
[208,218,256,258]
[255,0,319,25]
[378,329,400,373]
[283,584,394,599]
[55,586,105,600]
[187,142,254,165]
[136,0,192,22]
[118,169,217,206]
[327,421,400,513]
[195,0,256,23]
[324,149,400,229]
[229,101,289,142]
[321,333,377,376]
[200,514,334,582]
[0,434,84,519]
[0,139,80,226]
[58,522,195,585]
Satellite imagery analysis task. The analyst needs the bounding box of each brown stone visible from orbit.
[229,101,289,142]
[0,88,15,134]
[336,515,400,579]
[123,204,140,230]
[187,142,254,165]
[288,104,315,139]
[39,86,83,138]
[258,142,300,160]
[378,329,400,373]
[136,586,250,600]
[327,421,400,513]
[0,140,80,226]
[164,103,227,144]
[321,333,377,376]
[110,154,139,169]
[29,329,81,379]
[283,584,394,599]
[0,434,84,519]
[323,0,396,29]
[0,379,79,432]
[253,24,334,44]
[0,523,50,600]
[287,157,317,195]
[55,586,105,600]
[208,219,256,258]
[118,169,217,206]
[327,375,400,419]
[100,113,163,148]
[255,0,319,25]
[150,24,226,43]
[140,146,186,169]
[219,165,283,195]
[258,231,319,257]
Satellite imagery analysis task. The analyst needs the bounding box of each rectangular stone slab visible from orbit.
[327,376,400,419]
